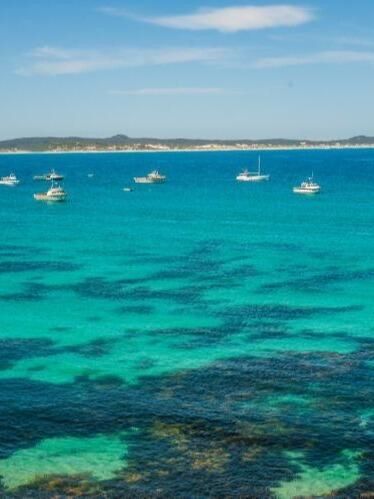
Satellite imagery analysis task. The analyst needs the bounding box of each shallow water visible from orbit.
[0,150,373,497]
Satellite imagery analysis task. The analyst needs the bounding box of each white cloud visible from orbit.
[101,5,315,33]
[109,87,224,96]
[267,33,374,48]
[325,36,374,48]
[17,46,227,76]
[254,50,374,68]
[31,46,75,59]
[97,6,135,18]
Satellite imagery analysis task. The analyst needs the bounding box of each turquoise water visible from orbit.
[0,150,372,496]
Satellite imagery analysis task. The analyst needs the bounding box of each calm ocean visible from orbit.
[0,149,373,497]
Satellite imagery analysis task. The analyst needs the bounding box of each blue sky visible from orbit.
[1,0,374,139]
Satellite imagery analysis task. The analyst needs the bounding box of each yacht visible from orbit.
[134,170,166,184]
[33,169,64,181]
[34,183,67,202]
[0,173,20,186]
[293,175,321,195]
[236,157,270,182]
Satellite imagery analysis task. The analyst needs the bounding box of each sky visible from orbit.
[1,0,374,140]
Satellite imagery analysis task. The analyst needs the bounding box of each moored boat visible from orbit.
[33,169,64,181]
[134,170,166,184]
[293,175,321,194]
[236,156,269,182]
[34,183,67,202]
[0,173,20,186]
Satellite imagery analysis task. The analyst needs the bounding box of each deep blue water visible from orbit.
[0,149,373,497]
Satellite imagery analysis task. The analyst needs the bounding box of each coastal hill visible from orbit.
[1,134,374,152]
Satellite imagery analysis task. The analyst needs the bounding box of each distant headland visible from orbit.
[1,134,374,153]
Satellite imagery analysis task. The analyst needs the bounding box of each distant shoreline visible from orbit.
[1,144,374,155]
[1,133,374,154]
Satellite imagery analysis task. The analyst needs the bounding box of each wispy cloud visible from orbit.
[31,46,75,59]
[101,5,315,33]
[109,87,225,96]
[331,36,374,48]
[254,50,374,68]
[268,33,374,48]
[17,45,227,76]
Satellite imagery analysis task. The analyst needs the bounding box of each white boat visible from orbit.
[34,183,67,202]
[0,173,20,186]
[33,169,64,181]
[134,170,166,184]
[123,187,133,192]
[236,157,269,182]
[47,170,64,181]
[293,175,321,194]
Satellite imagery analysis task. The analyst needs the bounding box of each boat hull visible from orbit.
[33,174,64,181]
[237,175,270,182]
[47,175,64,181]
[134,177,166,184]
[34,193,67,202]
[0,181,19,186]
[293,187,320,194]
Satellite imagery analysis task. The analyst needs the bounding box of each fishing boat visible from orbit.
[34,183,67,202]
[0,173,20,186]
[33,169,64,181]
[236,157,270,182]
[293,175,321,194]
[134,170,166,184]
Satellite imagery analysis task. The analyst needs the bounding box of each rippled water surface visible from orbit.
[0,150,373,497]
